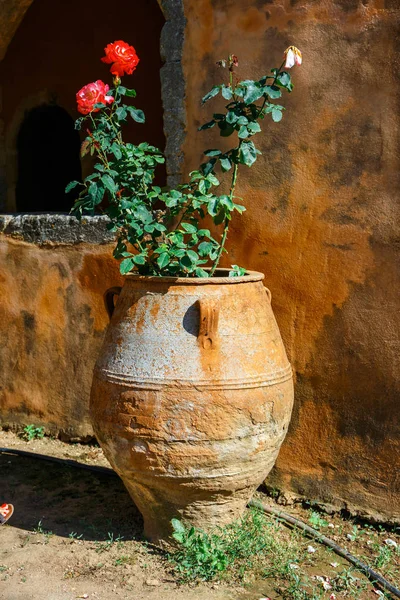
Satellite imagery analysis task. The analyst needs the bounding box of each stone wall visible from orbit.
[180,0,400,522]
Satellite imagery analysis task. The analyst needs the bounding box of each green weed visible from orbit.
[68,531,83,540]
[168,507,308,584]
[308,510,329,530]
[33,520,53,544]
[95,532,124,553]
[21,424,44,441]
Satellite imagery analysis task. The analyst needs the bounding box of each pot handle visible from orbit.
[197,298,219,349]
[264,287,272,303]
[104,287,122,320]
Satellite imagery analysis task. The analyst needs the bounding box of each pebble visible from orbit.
[307,545,316,553]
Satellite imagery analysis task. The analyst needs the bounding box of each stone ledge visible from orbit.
[0,213,115,245]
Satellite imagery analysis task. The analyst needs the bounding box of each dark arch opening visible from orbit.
[16,104,82,213]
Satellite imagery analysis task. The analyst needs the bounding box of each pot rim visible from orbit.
[124,268,264,285]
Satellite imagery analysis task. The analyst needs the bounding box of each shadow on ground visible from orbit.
[1,450,144,541]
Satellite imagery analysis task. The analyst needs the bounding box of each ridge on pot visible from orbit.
[90,270,293,545]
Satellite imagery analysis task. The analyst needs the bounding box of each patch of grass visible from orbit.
[167,507,396,598]
[21,424,45,441]
[168,507,311,586]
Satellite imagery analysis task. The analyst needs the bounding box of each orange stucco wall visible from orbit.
[0,236,123,438]
[181,0,400,521]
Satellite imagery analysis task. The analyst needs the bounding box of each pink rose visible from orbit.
[76,80,114,115]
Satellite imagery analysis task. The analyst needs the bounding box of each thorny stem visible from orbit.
[89,114,111,172]
[209,142,241,277]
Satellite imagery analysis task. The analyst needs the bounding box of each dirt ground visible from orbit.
[0,430,399,600]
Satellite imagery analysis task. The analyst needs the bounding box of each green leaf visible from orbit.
[239,140,257,167]
[229,264,246,277]
[115,107,127,121]
[120,258,134,274]
[243,82,264,104]
[101,174,118,194]
[219,157,232,172]
[221,85,233,100]
[133,254,146,265]
[120,199,133,209]
[197,229,210,237]
[207,173,220,186]
[88,182,98,201]
[198,241,213,257]
[195,268,209,278]
[134,205,153,224]
[264,85,281,99]
[180,255,193,269]
[201,85,221,104]
[233,203,246,213]
[236,116,249,125]
[204,149,222,157]
[220,195,234,210]
[65,181,80,193]
[88,182,104,205]
[226,111,239,125]
[181,222,197,233]
[207,197,219,217]
[198,179,210,195]
[187,250,199,263]
[201,159,216,176]
[125,88,137,97]
[272,108,283,122]
[276,71,293,92]
[128,106,145,123]
[157,253,170,269]
[171,519,186,534]
[247,122,261,134]
[111,142,122,160]
[198,120,216,131]
[238,125,249,139]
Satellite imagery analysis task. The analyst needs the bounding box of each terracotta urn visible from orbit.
[90,270,293,545]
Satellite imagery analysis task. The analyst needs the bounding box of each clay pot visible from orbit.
[90,270,293,545]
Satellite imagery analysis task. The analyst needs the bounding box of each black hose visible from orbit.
[249,499,400,599]
[2,447,399,598]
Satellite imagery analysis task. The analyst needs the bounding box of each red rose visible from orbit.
[76,80,114,115]
[101,40,139,77]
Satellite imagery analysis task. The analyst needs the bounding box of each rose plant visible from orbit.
[67,41,301,277]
